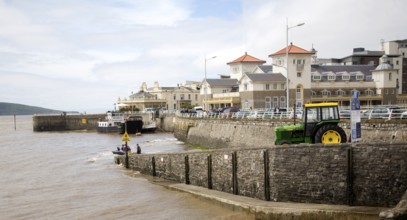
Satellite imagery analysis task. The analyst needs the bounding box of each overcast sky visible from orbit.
[1,0,406,112]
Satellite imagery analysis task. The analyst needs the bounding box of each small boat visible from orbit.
[97,112,125,133]
[112,150,125,155]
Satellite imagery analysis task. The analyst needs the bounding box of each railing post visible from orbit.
[207,154,212,189]
[185,155,190,185]
[152,156,156,176]
[347,146,354,206]
[263,150,270,201]
[232,151,238,195]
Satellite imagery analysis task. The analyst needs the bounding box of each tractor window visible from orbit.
[305,108,319,123]
[321,106,339,120]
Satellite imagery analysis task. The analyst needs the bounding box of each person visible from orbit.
[117,146,120,151]
[136,144,141,154]
[126,145,131,154]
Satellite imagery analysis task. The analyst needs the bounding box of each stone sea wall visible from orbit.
[168,117,407,149]
[117,143,407,207]
[32,114,104,131]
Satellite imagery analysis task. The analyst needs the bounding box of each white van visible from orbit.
[193,106,203,111]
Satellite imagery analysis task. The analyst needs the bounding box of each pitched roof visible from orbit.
[256,65,273,73]
[245,73,286,82]
[205,79,238,87]
[269,44,315,57]
[311,65,375,82]
[227,52,266,65]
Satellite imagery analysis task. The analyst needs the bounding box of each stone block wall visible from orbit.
[117,143,407,208]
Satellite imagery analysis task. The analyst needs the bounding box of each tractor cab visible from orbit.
[275,102,347,145]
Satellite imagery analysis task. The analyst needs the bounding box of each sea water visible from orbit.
[0,116,248,219]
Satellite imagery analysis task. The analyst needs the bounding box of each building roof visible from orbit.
[205,79,238,87]
[256,65,273,73]
[269,44,315,57]
[227,52,266,65]
[311,65,375,82]
[245,73,286,82]
[130,91,155,99]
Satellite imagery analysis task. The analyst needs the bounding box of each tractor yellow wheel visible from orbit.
[314,124,347,144]
[321,130,342,144]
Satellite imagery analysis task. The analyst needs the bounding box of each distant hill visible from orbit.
[0,102,64,115]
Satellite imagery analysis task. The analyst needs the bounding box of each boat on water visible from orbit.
[98,111,155,134]
[120,115,144,134]
[97,112,125,133]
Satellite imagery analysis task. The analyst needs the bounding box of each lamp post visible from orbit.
[285,20,305,110]
[204,55,217,110]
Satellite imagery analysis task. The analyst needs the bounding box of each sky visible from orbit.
[1,0,406,113]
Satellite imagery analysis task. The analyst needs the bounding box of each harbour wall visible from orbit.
[168,117,407,149]
[116,143,407,208]
[32,114,104,131]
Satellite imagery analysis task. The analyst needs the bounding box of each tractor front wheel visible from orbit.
[314,124,347,144]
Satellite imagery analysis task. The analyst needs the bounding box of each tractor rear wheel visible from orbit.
[314,124,347,144]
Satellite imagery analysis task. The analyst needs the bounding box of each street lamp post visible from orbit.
[204,55,216,110]
[285,20,305,111]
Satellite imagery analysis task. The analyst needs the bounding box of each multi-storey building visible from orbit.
[117,81,201,111]
[117,39,407,111]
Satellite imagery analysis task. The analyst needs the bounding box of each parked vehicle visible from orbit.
[247,110,266,119]
[220,107,239,118]
[233,110,250,119]
[363,106,405,119]
[339,110,351,119]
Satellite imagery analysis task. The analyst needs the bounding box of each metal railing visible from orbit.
[169,105,407,121]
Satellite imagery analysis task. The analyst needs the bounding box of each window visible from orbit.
[222,89,227,93]
[195,94,198,101]
[173,94,176,100]
[265,97,271,109]
[342,75,350,80]
[322,90,331,96]
[336,90,346,95]
[281,83,285,90]
[389,72,392,81]
[297,72,302,77]
[188,94,191,100]
[180,94,184,100]
[280,96,286,108]
[356,74,364,80]
[396,60,399,65]
[265,84,270,90]
[273,96,279,107]
[328,75,336,80]
[273,84,277,90]
[244,83,248,91]
[313,75,321,80]
[365,90,374,95]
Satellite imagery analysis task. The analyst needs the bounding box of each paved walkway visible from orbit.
[139,173,387,220]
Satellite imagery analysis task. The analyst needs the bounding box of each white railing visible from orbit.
[174,105,407,121]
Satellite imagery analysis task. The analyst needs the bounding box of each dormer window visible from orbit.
[328,74,336,81]
[313,75,321,80]
[356,74,364,81]
[342,75,350,80]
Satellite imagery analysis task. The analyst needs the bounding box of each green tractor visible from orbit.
[275,102,347,145]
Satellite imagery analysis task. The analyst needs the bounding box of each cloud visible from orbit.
[1,0,407,112]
